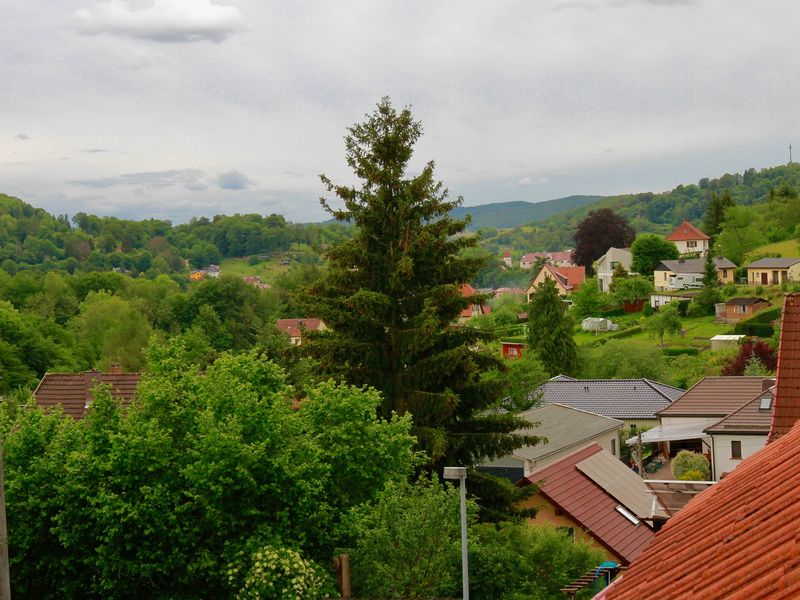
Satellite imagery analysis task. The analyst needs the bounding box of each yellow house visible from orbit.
[744,258,800,286]
[516,444,665,566]
[653,257,737,291]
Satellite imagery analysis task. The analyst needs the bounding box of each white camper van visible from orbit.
[669,273,704,289]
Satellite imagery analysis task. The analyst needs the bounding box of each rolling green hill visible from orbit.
[452,195,603,231]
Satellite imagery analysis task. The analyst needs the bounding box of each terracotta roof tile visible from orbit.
[768,293,800,442]
[520,444,656,565]
[602,418,800,599]
[275,318,325,339]
[665,220,710,241]
[704,387,774,435]
[658,376,773,417]
[33,372,140,419]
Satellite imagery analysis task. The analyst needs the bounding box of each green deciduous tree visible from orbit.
[571,278,610,319]
[528,278,578,376]
[302,98,533,475]
[3,341,417,598]
[644,302,682,345]
[715,205,763,265]
[611,275,654,306]
[630,234,679,275]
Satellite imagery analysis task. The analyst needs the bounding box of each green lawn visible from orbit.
[749,238,800,258]
[574,313,734,349]
[220,257,289,282]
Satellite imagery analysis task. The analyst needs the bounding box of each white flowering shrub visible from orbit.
[231,545,333,600]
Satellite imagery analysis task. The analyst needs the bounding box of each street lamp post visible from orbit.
[443,466,468,600]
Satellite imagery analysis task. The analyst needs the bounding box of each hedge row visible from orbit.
[733,322,774,337]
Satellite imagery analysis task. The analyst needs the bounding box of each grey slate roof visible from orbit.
[745,257,800,269]
[539,378,685,420]
[655,257,736,274]
[514,404,623,462]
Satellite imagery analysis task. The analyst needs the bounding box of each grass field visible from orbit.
[749,238,800,258]
[220,257,289,282]
[574,313,735,348]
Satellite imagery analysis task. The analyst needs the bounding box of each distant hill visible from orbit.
[452,195,603,231]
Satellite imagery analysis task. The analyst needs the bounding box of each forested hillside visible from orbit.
[451,195,602,230]
[478,163,800,253]
[0,193,352,276]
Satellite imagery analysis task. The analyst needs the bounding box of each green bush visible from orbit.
[662,347,700,357]
[755,285,764,295]
[686,300,710,318]
[232,546,334,600]
[671,450,710,480]
[677,300,690,317]
[642,303,654,317]
[721,282,738,298]
[459,522,605,600]
[345,478,467,599]
[677,470,706,481]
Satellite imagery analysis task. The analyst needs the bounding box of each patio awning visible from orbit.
[626,422,711,445]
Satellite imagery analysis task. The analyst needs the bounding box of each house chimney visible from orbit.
[768,294,800,443]
[763,378,776,391]
[109,362,122,374]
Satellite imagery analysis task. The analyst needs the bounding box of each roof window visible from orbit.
[759,395,772,410]
[616,505,640,526]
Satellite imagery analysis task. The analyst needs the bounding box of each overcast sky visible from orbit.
[2,1,799,223]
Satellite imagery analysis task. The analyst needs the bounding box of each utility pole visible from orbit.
[0,442,10,600]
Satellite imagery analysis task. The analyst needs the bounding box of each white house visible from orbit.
[665,221,710,257]
[704,387,773,480]
[595,247,633,292]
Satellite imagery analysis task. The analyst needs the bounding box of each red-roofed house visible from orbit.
[518,444,660,565]
[33,367,141,420]
[458,284,491,323]
[275,318,326,345]
[665,220,710,256]
[501,250,512,267]
[597,292,800,600]
[525,264,586,299]
[520,250,576,270]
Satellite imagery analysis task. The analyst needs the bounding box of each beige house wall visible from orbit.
[747,263,800,285]
[526,268,569,300]
[519,493,622,563]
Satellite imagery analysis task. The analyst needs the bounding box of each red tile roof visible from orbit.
[768,293,800,442]
[602,418,800,600]
[557,265,586,287]
[33,371,141,420]
[459,284,490,318]
[704,387,774,435]
[657,376,773,417]
[665,220,710,241]
[519,444,656,565]
[275,318,325,339]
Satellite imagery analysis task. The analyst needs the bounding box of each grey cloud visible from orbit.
[217,170,255,191]
[75,0,245,43]
[70,169,206,190]
[14,133,28,140]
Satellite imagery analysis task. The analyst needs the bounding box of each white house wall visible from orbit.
[710,434,767,481]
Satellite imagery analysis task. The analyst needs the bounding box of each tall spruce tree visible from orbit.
[303,99,537,512]
[695,251,722,314]
[528,278,579,376]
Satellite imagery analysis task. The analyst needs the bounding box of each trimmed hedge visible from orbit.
[733,322,774,337]
[744,306,781,324]
[663,347,700,357]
